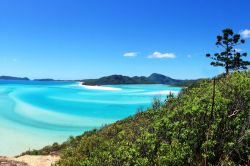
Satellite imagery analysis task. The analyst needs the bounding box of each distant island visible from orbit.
[0,77,71,82]
[0,73,199,86]
[82,73,199,87]
[0,76,30,81]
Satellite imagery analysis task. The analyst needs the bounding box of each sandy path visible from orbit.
[0,155,60,166]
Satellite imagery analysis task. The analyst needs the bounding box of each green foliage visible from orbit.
[206,28,250,73]
[45,71,250,166]
[19,135,83,156]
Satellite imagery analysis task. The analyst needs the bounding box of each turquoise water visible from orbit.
[0,81,181,156]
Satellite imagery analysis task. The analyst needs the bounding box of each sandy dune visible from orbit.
[0,155,60,166]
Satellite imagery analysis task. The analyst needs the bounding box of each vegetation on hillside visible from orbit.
[22,71,250,165]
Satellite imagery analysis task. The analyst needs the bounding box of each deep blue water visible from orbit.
[0,81,181,156]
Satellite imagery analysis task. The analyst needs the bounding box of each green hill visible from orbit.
[82,73,197,87]
[83,75,154,85]
[22,71,250,165]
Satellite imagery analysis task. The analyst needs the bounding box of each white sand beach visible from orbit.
[79,82,122,91]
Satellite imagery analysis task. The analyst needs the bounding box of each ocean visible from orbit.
[0,81,181,156]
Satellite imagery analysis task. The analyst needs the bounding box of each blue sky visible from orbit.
[0,0,250,79]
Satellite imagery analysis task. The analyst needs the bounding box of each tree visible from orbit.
[206,28,250,74]
[232,51,249,71]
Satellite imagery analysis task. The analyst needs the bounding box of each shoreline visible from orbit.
[78,82,122,91]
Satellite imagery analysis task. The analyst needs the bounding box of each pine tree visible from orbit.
[206,28,249,74]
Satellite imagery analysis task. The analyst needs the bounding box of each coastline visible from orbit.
[78,82,122,91]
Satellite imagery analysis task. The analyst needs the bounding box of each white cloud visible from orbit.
[240,29,250,38]
[148,51,176,59]
[235,48,242,52]
[123,52,138,57]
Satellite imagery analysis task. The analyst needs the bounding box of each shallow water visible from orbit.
[0,81,181,156]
